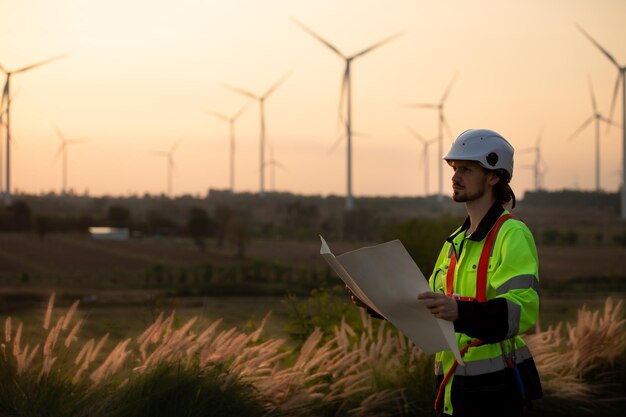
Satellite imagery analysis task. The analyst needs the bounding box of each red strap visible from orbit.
[434,340,485,413]
[445,214,515,302]
[445,254,457,298]
[475,214,514,301]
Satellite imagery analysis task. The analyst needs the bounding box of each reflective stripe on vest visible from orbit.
[445,213,515,302]
[434,344,533,376]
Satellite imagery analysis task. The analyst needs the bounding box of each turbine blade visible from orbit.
[232,101,251,120]
[405,126,425,143]
[51,123,65,142]
[13,54,67,74]
[328,133,345,155]
[170,139,182,154]
[290,18,345,58]
[442,116,454,141]
[53,145,64,161]
[441,73,458,104]
[351,130,371,139]
[1,80,8,105]
[401,102,437,109]
[204,109,230,121]
[576,24,620,68]
[263,71,292,98]
[536,126,544,146]
[0,62,5,73]
[221,83,259,100]
[352,31,403,59]
[588,76,597,113]
[274,161,288,171]
[566,116,593,142]
[338,66,349,128]
[599,115,621,128]
[606,72,623,134]
[67,139,87,145]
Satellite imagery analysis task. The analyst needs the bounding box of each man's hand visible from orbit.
[345,285,367,308]
[418,292,459,321]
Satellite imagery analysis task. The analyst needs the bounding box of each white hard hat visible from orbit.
[443,128,514,179]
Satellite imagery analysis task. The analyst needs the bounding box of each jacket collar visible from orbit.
[446,202,505,243]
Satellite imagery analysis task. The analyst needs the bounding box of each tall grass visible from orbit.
[0,295,624,416]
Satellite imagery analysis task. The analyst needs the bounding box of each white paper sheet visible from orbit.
[320,235,463,364]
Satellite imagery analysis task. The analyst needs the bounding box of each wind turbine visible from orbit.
[577,25,626,219]
[265,144,286,192]
[52,125,85,195]
[402,75,457,202]
[203,102,249,193]
[152,140,181,197]
[292,18,402,211]
[566,77,619,191]
[406,127,438,196]
[222,72,291,198]
[0,55,65,203]
[518,129,548,191]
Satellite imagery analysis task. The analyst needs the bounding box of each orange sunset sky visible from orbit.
[1,0,625,199]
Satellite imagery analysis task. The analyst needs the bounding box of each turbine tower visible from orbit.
[222,73,290,198]
[265,144,286,192]
[0,55,64,203]
[53,125,84,195]
[0,102,9,193]
[406,127,438,196]
[152,140,181,197]
[577,25,626,219]
[566,78,618,191]
[292,18,402,211]
[204,102,249,193]
[402,75,457,202]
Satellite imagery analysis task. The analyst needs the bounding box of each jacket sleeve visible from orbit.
[454,225,540,343]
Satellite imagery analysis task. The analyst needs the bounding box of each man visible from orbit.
[418,128,542,416]
[348,128,542,416]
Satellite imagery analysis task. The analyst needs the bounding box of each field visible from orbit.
[0,231,624,335]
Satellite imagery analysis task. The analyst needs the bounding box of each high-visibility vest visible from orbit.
[429,211,540,415]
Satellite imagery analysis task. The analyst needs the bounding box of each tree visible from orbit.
[147,210,177,236]
[380,216,462,276]
[226,211,252,258]
[108,205,132,228]
[35,216,49,239]
[5,200,32,232]
[214,205,232,249]
[187,207,213,252]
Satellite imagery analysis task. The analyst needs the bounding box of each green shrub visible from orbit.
[380,216,462,276]
[0,355,92,417]
[283,286,367,343]
[87,362,266,417]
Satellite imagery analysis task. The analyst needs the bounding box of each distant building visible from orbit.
[88,227,130,241]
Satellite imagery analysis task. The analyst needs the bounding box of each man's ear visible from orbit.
[487,171,500,187]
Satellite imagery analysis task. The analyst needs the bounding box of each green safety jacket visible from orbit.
[429,203,543,416]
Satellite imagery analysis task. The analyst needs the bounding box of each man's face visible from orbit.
[449,160,495,203]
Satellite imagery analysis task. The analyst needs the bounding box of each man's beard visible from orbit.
[452,182,488,203]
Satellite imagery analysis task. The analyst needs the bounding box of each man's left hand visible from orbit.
[417,292,459,321]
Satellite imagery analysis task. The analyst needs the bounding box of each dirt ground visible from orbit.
[0,232,624,292]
